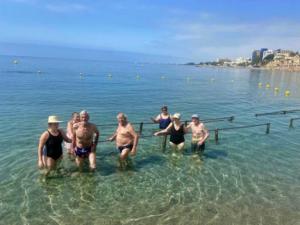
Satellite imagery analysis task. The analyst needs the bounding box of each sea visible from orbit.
[0,55,300,225]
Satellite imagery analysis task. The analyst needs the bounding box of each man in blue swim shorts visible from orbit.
[73,110,99,171]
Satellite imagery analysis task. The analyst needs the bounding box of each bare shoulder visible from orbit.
[40,131,49,140]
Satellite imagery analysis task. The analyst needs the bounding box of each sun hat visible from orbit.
[173,113,181,119]
[48,115,63,123]
[191,114,199,119]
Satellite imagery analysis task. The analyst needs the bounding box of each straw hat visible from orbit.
[48,115,63,123]
[173,113,181,119]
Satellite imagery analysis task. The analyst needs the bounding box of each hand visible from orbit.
[130,148,137,156]
[197,141,203,146]
[154,132,159,136]
[38,159,44,169]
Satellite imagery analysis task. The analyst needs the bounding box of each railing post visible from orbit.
[289,119,294,128]
[139,122,144,135]
[266,123,270,134]
[229,116,234,122]
[215,129,219,144]
[162,135,167,151]
[184,120,188,126]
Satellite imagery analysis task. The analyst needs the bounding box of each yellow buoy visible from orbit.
[258,82,262,87]
[285,90,291,96]
[274,87,279,92]
[266,83,270,88]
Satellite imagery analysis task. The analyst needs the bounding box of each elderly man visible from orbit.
[186,114,209,155]
[108,113,139,166]
[73,110,99,171]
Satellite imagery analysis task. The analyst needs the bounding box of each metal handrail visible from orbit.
[255,109,300,117]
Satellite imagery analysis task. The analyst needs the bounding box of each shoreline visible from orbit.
[191,64,300,72]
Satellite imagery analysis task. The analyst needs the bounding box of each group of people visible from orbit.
[37,106,209,174]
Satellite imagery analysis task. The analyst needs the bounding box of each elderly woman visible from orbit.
[154,113,187,151]
[151,105,172,129]
[38,115,71,174]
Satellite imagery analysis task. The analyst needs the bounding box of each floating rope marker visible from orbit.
[108,73,112,78]
[13,60,19,64]
[285,90,291,96]
[258,82,263,87]
[266,83,270,88]
[274,87,279,92]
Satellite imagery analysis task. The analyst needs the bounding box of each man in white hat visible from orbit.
[186,114,209,155]
[37,115,71,175]
[73,110,99,171]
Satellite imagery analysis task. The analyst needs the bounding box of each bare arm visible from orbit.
[185,123,192,133]
[128,124,139,156]
[199,124,210,145]
[37,131,48,169]
[92,125,100,151]
[151,114,161,123]
[59,129,72,143]
[107,129,117,141]
[154,122,172,136]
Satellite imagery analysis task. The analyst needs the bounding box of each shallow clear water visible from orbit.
[0,56,300,225]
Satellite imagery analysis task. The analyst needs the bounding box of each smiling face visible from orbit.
[192,117,199,125]
[80,113,89,123]
[161,106,168,115]
[48,122,59,130]
[117,113,127,125]
[73,113,80,123]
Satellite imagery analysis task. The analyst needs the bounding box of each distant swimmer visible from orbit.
[154,113,187,151]
[73,111,99,171]
[64,112,80,154]
[37,116,71,175]
[151,105,172,129]
[186,114,209,156]
[108,113,139,167]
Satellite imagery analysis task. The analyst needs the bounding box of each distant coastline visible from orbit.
[186,48,300,72]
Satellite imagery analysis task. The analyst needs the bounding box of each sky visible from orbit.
[1,0,300,62]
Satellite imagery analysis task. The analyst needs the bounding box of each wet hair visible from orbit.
[161,106,168,111]
[80,110,88,116]
[117,112,127,120]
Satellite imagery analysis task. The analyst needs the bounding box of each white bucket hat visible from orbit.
[173,113,181,119]
[48,115,63,123]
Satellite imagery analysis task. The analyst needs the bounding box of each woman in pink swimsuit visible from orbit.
[64,112,80,154]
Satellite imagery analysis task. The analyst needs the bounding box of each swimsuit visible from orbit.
[159,114,172,129]
[169,123,185,145]
[118,144,133,153]
[75,146,92,158]
[191,141,205,152]
[45,130,63,160]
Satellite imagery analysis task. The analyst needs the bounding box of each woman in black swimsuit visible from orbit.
[38,116,71,174]
[154,113,187,151]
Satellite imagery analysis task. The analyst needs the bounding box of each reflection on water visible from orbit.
[0,56,300,224]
